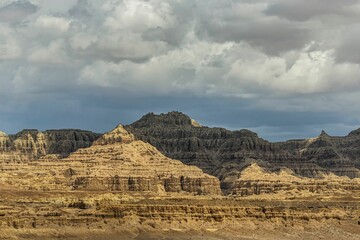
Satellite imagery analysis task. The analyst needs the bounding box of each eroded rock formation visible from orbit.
[126,111,360,192]
[0,129,101,163]
[1,116,360,239]
[0,125,221,195]
[1,190,359,240]
[232,163,360,196]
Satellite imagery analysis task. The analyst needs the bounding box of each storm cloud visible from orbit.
[1,0,360,141]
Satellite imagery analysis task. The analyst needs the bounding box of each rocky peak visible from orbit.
[126,111,360,192]
[14,129,41,140]
[126,112,275,191]
[131,111,194,128]
[191,119,203,127]
[233,129,259,138]
[0,131,8,137]
[347,128,360,137]
[319,130,330,138]
[95,124,135,145]
[5,122,221,195]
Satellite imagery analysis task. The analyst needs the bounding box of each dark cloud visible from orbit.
[0,0,38,23]
[2,93,358,141]
[197,17,309,54]
[265,0,359,21]
[1,0,360,141]
[142,1,195,46]
[336,24,360,63]
[68,0,92,20]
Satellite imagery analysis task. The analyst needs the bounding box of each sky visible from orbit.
[1,0,360,141]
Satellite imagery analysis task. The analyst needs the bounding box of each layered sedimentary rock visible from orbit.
[0,129,101,163]
[1,116,360,240]
[126,112,278,178]
[2,111,360,196]
[0,125,221,195]
[1,189,360,240]
[232,163,360,196]
[126,112,360,192]
[296,130,360,178]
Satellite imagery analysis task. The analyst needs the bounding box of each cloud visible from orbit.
[34,15,71,33]
[0,0,38,24]
[336,24,360,63]
[68,0,92,20]
[103,0,175,32]
[1,0,360,140]
[265,0,359,21]
[0,25,22,59]
[195,1,310,54]
[27,39,69,64]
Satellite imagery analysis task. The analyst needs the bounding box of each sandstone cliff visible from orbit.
[2,112,360,196]
[0,125,221,195]
[1,117,360,240]
[1,189,359,240]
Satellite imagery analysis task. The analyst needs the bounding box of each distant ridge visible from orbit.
[126,111,360,192]
[1,111,360,194]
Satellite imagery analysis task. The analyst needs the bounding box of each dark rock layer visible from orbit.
[126,112,360,192]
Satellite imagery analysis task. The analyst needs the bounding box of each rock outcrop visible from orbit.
[0,125,221,195]
[2,111,360,196]
[126,112,360,193]
[0,129,101,163]
[2,115,360,240]
[1,189,360,240]
[232,163,360,196]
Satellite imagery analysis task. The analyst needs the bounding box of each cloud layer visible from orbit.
[1,0,360,140]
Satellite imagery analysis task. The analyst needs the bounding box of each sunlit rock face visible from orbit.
[0,124,221,195]
[1,111,360,196]
[1,116,360,240]
[231,163,360,196]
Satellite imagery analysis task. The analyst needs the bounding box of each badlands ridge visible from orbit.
[0,112,360,239]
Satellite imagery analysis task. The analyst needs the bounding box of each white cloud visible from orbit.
[77,34,236,96]
[94,32,170,61]
[27,39,69,64]
[225,44,360,96]
[12,65,39,93]
[3,0,360,99]
[103,0,175,32]
[34,15,71,33]
[0,25,22,60]
[69,32,97,50]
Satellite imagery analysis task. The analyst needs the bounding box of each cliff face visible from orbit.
[0,129,101,162]
[1,190,360,240]
[0,125,221,195]
[2,112,360,195]
[2,116,360,240]
[0,132,12,152]
[297,131,360,178]
[126,112,360,192]
[126,112,277,177]
[232,163,360,196]
[64,125,221,194]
